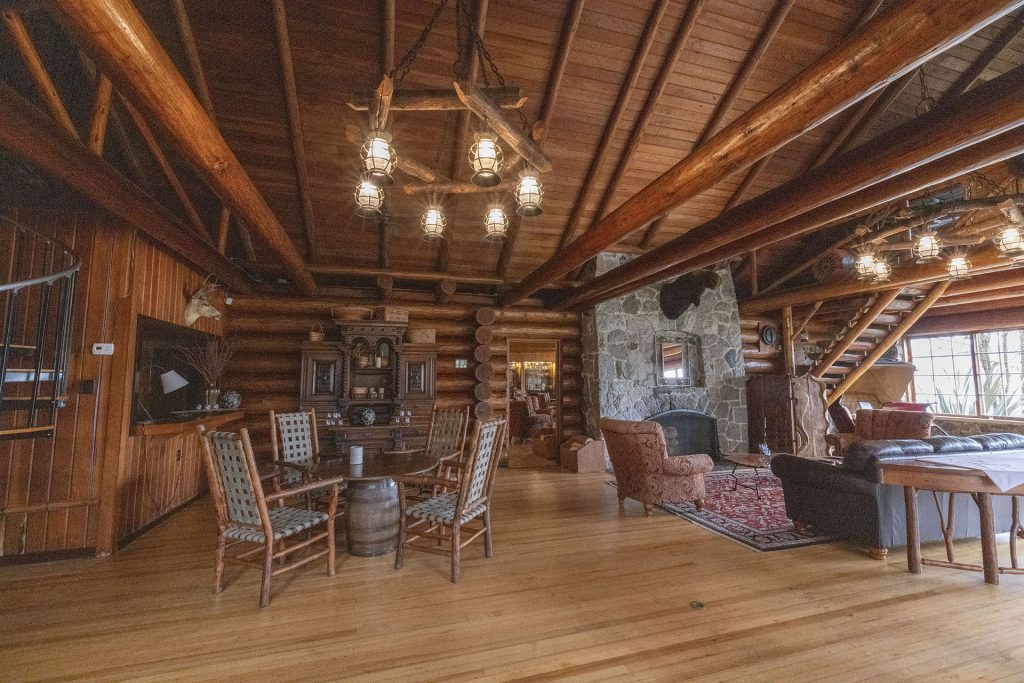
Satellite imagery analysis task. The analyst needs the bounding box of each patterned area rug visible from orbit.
[615,469,840,552]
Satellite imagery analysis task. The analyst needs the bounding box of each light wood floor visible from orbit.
[4,469,1024,681]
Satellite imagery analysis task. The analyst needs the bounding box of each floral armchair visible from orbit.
[599,417,714,516]
[509,397,553,443]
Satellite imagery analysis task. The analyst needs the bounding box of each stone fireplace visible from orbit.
[581,253,747,454]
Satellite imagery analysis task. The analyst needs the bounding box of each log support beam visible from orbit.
[453,81,553,173]
[810,289,902,378]
[346,85,526,112]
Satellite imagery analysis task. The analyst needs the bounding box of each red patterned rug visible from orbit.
[614,469,839,552]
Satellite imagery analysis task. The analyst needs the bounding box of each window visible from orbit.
[907,329,1024,418]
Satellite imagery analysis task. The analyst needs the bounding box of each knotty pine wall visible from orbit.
[0,209,220,560]
[224,292,583,460]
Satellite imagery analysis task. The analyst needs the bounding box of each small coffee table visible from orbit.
[722,452,773,499]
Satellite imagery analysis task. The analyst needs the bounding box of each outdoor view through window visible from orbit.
[908,329,1024,418]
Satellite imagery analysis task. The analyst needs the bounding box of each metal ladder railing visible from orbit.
[1,217,79,440]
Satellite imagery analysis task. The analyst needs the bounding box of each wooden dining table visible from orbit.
[312,450,442,557]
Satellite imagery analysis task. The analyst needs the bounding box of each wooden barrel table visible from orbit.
[313,450,441,557]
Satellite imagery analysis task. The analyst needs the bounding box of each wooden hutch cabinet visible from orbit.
[300,321,437,456]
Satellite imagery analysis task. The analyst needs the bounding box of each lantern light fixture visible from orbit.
[354,177,384,217]
[913,228,943,263]
[854,250,877,280]
[947,254,972,280]
[421,205,446,240]
[361,130,396,185]
[871,259,892,283]
[515,172,543,217]
[469,134,503,187]
[996,225,1024,258]
[484,206,509,240]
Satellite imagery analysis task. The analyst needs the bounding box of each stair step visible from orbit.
[1,396,67,409]
[0,343,39,352]
[0,424,56,440]
[2,369,60,382]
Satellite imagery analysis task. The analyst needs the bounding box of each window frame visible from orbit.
[905,327,1024,420]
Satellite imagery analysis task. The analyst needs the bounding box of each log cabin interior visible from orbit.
[5,0,1024,678]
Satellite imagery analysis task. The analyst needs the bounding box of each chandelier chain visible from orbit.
[390,0,451,88]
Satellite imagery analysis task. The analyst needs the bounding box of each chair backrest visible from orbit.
[425,407,469,460]
[854,408,933,441]
[598,417,668,499]
[270,409,319,485]
[197,427,270,533]
[456,419,506,512]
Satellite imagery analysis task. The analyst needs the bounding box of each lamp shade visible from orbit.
[160,370,189,394]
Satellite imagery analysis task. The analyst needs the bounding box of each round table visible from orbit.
[721,452,773,499]
[313,451,440,557]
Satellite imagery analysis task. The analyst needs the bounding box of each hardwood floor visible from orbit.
[4,469,1024,681]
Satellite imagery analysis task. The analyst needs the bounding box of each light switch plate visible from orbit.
[91,342,115,356]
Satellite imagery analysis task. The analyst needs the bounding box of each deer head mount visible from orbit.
[658,270,721,320]
[184,277,222,327]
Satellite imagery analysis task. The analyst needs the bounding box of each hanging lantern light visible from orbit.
[913,228,943,263]
[871,259,892,283]
[484,206,508,240]
[854,250,877,280]
[361,130,396,185]
[515,172,543,216]
[946,254,972,280]
[996,225,1024,258]
[469,133,503,187]
[354,177,384,217]
[421,205,446,240]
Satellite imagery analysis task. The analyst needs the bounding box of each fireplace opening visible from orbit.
[647,409,721,461]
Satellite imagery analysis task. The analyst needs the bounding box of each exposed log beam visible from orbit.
[557,64,1024,309]
[810,289,903,378]
[926,293,1024,316]
[943,269,1024,297]
[438,0,488,273]
[382,0,395,75]
[782,306,795,375]
[504,0,1022,305]
[0,83,250,291]
[641,0,794,246]
[791,300,823,341]
[3,10,78,138]
[453,81,553,174]
[749,248,759,296]
[403,179,513,195]
[912,307,1024,336]
[347,85,526,112]
[86,74,112,154]
[828,281,950,405]
[50,0,317,295]
[368,75,394,131]
[216,209,230,254]
[119,97,215,247]
[436,278,457,303]
[272,0,317,255]
[720,0,889,211]
[943,10,1024,102]
[498,0,584,277]
[556,0,669,250]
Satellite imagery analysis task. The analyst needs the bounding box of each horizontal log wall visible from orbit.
[741,317,783,375]
[224,294,584,460]
[0,209,220,560]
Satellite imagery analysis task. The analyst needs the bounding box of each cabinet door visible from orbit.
[302,352,344,402]
[401,353,436,400]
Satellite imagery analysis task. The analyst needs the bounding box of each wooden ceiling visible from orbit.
[3,1,1024,295]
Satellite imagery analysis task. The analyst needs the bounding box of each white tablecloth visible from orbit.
[917,454,1024,493]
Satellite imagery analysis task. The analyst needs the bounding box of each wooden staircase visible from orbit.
[0,219,79,440]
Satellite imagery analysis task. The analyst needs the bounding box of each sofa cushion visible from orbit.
[973,432,1024,451]
[923,436,984,453]
[843,438,934,474]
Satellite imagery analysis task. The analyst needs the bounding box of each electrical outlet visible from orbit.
[176,449,183,462]
[91,343,114,356]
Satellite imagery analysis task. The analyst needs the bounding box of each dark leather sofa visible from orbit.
[771,432,1024,557]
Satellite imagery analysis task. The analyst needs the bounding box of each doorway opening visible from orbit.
[506,339,561,468]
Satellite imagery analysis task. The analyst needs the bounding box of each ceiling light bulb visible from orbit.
[871,260,891,283]
[470,135,503,187]
[515,173,543,217]
[997,225,1024,257]
[947,255,971,280]
[361,130,396,185]
[913,231,943,262]
[354,178,383,217]
[484,206,508,240]
[421,206,446,239]
[855,252,877,280]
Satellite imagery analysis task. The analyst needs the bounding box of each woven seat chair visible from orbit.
[269,408,337,509]
[394,418,507,583]
[197,426,343,608]
[389,406,470,500]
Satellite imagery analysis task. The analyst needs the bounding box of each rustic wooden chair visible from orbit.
[388,406,470,500]
[394,418,507,583]
[196,425,343,608]
[269,408,337,510]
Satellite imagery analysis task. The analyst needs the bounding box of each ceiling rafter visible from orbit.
[271,0,317,257]
[555,0,670,251]
[378,0,395,271]
[640,0,798,247]
[86,74,112,153]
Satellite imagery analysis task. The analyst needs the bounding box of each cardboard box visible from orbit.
[560,437,606,473]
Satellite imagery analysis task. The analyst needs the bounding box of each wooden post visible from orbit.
[905,486,922,574]
[0,83,251,291]
[811,289,902,378]
[828,281,950,405]
[749,249,759,296]
[558,65,1024,310]
[503,0,1022,304]
[790,301,822,341]
[51,0,317,296]
[782,306,795,376]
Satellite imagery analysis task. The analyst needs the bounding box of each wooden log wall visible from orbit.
[0,209,220,561]
[741,317,783,375]
[223,293,584,460]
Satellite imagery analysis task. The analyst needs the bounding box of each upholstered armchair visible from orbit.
[509,398,553,443]
[599,417,714,516]
[825,407,934,457]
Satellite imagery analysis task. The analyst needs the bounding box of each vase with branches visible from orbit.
[177,338,232,408]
